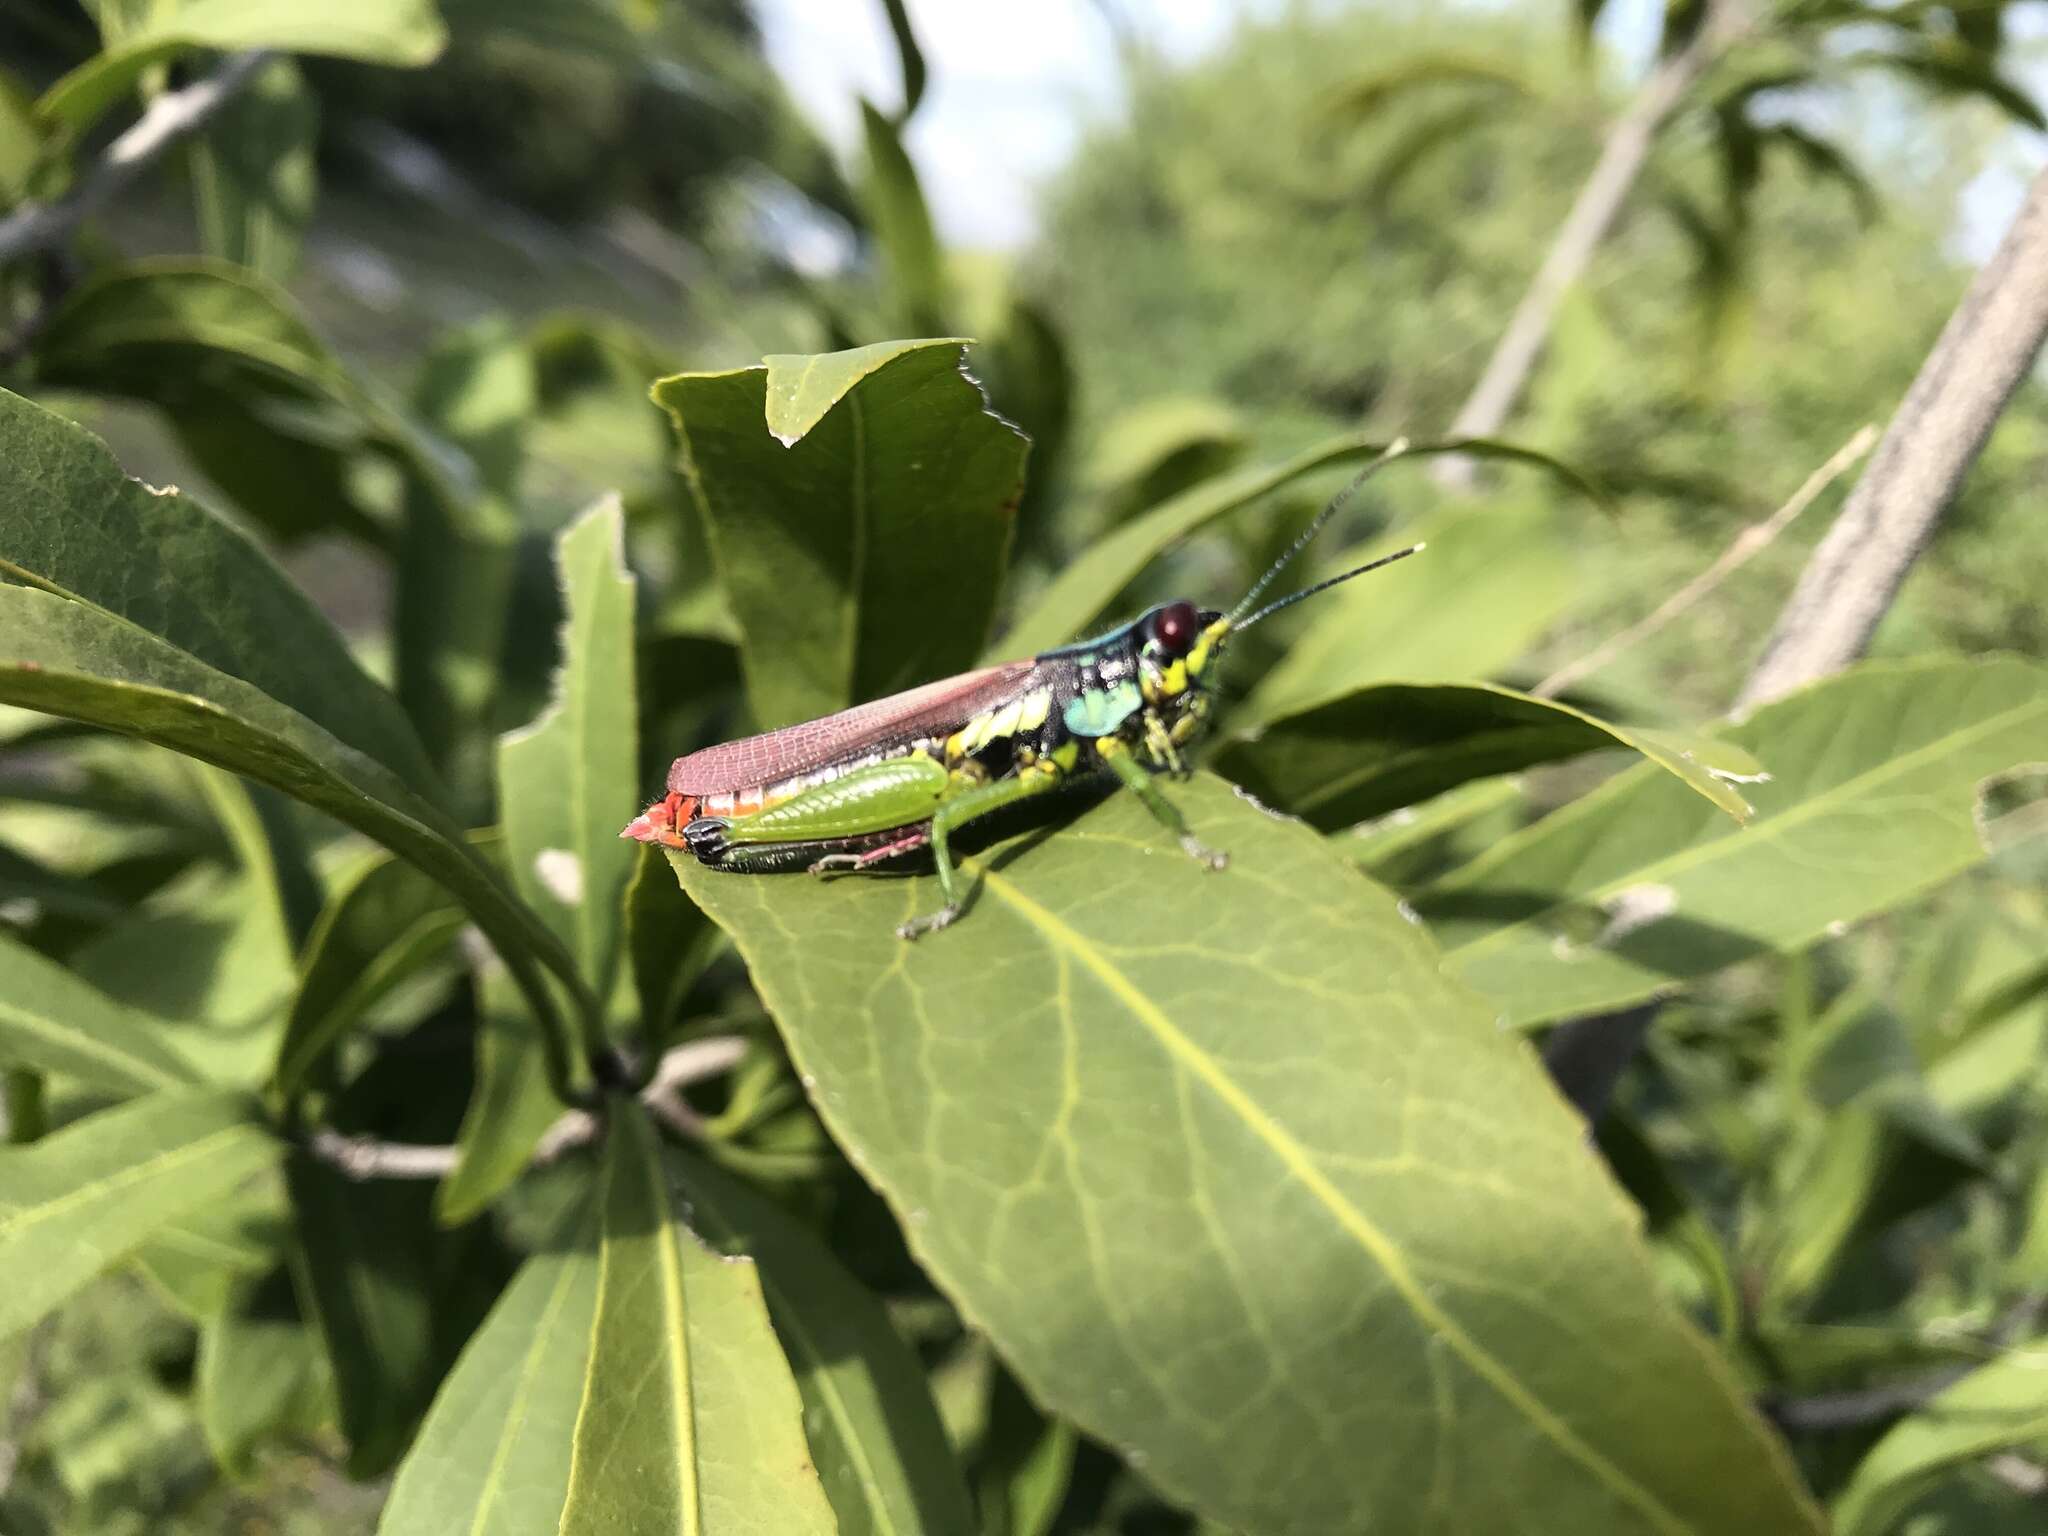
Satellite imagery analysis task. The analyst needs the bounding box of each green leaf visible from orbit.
[273,850,466,1098]
[626,842,716,1050]
[438,951,560,1226]
[675,1145,977,1536]
[858,100,947,331]
[378,1219,599,1536]
[0,582,586,1094]
[1322,52,1531,122]
[992,436,1597,661]
[394,315,536,814]
[673,774,1821,1536]
[1082,395,1246,512]
[557,1104,838,1535]
[1239,499,1583,728]
[499,498,639,1002]
[0,383,432,789]
[38,0,448,132]
[992,433,1380,660]
[878,0,927,120]
[656,341,1027,729]
[1216,681,1756,830]
[131,1170,287,1318]
[197,1263,330,1474]
[29,260,394,548]
[1831,1341,2048,1536]
[0,1089,277,1339]
[287,1153,439,1476]
[0,930,202,1094]
[190,55,318,281]
[1419,658,2048,1028]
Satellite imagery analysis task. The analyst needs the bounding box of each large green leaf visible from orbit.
[0,383,431,787]
[1240,499,1582,728]
[378,1218,598,1536]
[38,0,447,131]
[0,583,586,1089]
[0,1089,277,1339]
[556,1105,838,1535]
[287,1154,439,1476]
[1216,681,1759,829]
[0,930,201,1094]
[273,850,466,1099]
[1419,658,2048,1028]
[656,341,1027,729]
[673,774,1820,1536]
[190,55,318,282]
[500,499,639,1001]
[1831,1340,2048,1536]
[677,1145,977,1536]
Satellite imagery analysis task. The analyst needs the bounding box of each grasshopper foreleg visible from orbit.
[1098,736,1227,871]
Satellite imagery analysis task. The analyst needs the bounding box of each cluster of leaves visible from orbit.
[4,3,2048,1535]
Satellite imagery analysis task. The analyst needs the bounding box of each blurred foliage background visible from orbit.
[4,0,2048,1531]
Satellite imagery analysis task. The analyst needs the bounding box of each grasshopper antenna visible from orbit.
[1235,542,1426,632]
[1225,436,1410,628]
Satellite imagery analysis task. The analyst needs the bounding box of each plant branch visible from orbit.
[0,50,274,268]
[1738,164,2048,708]
[305,1034,750,1181]
[1434,2,1750,489]
[1533,424,1877,699]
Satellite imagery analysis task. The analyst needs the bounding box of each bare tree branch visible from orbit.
[1533,424,1877,699]
[0,50,274,268]
[306,1034,750,1181]
[1738,165,2048,708]
[1435,2,1751,489]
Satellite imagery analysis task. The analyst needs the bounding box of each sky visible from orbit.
[757,0,2046,262]
[757,0,1252,250]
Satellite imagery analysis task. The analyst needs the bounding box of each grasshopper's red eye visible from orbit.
[1150,601,1199,658]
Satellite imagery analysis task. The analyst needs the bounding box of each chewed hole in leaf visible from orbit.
[1974,763,2048,859]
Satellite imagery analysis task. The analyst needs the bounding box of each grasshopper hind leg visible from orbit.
[808,826,932,876]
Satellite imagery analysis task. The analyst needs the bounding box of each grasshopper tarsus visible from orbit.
[898,903,961,942]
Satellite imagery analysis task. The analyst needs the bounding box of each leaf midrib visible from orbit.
[975,864,1693,1536]
[0,1120,260,1243]
[465,1251,587,1536]
[0,996,191,1092]
[1439,692,2048,961]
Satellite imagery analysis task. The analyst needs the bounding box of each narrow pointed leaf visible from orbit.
[500,498,639,998]
[198,1263,331,1474]
[273,850,466,1097]
[1831,1340,2048,1536]
[438,954,561,1226]
[1240,500,1582,728]
[673,774,1820,1536]
[378,1223,600,1536]
[1419,658,2048,1028]
[558,1104,838,1535]
[657,342,1026,728]
[287,1154,439,1476]
[191,55,318,281]
[0,1089,277,1339]
[859,102,946,330]
[993,436,1596,661]
[0,930,202,1093]
[879,0,927,119]
[675,1145,976,1536]
[1217,681,1756,829]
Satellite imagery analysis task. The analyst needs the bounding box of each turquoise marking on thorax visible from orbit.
[1063,680,1143,737]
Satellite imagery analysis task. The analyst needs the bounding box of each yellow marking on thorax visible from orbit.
[946,687,1050,761]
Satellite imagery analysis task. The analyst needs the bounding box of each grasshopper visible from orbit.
[625,447,1420,939]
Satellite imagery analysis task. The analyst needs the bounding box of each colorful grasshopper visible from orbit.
[624,448,1420,939]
